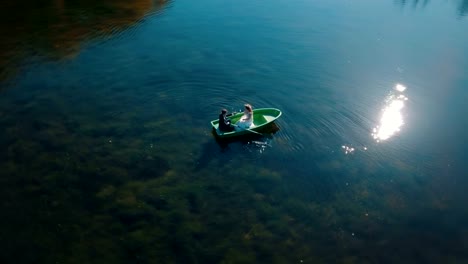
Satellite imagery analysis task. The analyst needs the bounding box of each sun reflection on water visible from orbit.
[372,84,408,142]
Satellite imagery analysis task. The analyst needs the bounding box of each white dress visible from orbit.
[235,112,253,130]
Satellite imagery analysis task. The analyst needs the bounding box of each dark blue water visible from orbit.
[1,0,467,263]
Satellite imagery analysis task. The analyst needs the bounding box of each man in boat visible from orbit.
[218,109,236,132]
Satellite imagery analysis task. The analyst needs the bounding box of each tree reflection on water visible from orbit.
[458,0,468,17]
[0,0,168,81]
[395,0,468,17]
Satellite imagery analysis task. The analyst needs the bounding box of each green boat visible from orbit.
[211,108,282,138]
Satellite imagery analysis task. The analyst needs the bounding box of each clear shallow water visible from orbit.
[1,0,468,263]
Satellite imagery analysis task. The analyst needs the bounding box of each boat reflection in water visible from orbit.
[372,84,408,142]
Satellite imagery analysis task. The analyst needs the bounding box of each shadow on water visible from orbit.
[193,123,280,171]
[213,122,280,149]
[213,123,280,149]
[0,0,169,82]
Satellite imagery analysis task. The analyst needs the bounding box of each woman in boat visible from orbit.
[235,104,254,130]
[218,109,235,132]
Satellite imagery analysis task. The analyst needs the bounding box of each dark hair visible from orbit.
[221,109,227,114]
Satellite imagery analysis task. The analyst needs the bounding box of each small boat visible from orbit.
[211,108,282,138]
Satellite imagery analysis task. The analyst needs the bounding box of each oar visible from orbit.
[246,128,262,135]
[231,123,262,135]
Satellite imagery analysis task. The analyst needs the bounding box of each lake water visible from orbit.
[1,0,467,263]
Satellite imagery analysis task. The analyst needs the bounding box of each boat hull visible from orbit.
[210,108,282,138]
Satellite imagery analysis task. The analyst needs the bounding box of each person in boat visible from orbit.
[235,104,254,130]
[218,109,236,132]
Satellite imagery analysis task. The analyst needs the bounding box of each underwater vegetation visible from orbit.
[0,78,466,263]
[1,90,465,263]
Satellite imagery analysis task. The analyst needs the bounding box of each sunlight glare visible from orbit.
[395,83,407,92]
[372,84,408,141]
